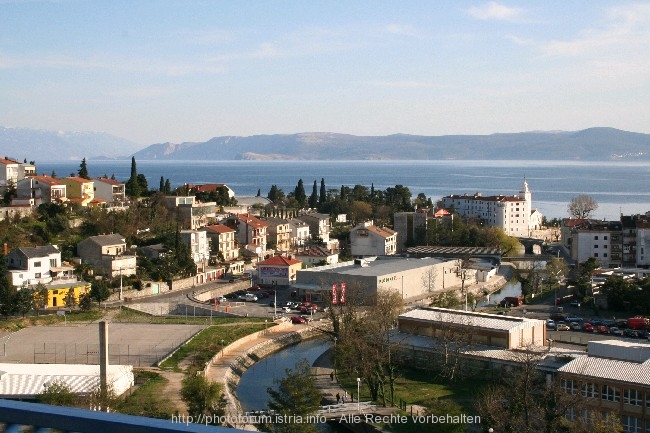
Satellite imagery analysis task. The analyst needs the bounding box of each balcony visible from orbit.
[0,399,241,433]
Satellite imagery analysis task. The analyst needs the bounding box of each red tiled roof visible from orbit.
[364,225,396,238]
[31,175,63,186]
[65,176,93,184]
[203,224,235,234]
[258,255,301,266]
[434,209,451,217]
[0,158,19,165]
[193,183,228,192]
[237,213,269,228]
[95,177,123,186]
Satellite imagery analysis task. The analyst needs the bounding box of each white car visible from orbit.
[281,306,292,313]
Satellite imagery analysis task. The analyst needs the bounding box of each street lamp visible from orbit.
[356,377,361,411]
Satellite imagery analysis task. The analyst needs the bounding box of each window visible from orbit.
[602,384,620,402]
[604,235,608,240]
[582,383,598,399]
[561,379,578,394]
[594,245,599,248]
[35,272,41,278]
[594,253,599,257]
[50,259,57,267]
[604,253,608,258]
[625,389,642,406]
[34,261,41,267]
[622,415,642,433]
[594,235,599,240]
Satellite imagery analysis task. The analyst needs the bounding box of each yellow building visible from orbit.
[45,283,91,308]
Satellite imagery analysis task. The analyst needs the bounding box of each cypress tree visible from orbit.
[294,179,306,207]
[125,156,140,197]
[308,180,318,209]
[319,178,326,207]
[159,176,165,192]
[77,158,90,179]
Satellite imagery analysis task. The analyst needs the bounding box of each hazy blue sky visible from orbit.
[1,1,649,145]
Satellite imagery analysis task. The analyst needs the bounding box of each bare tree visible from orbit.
[568,194,598,219]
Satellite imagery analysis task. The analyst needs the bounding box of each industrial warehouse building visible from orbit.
[398,307,547,349]
[293,256,467,303]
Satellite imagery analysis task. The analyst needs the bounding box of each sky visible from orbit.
[1,1,650,145]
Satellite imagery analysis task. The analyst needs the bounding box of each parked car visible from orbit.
[609,327,624,336]
[216,296,227,303]
[546,320,556,329]
[249,285,261,291]
[597,325,609,334]
[290,316,307,324]
[570,322,581,331]
[623,329,639,338]
[565,316,583,324]
[281,306,292,313]
[556,323,570,331]
[238,293,258,302]
[582,322,594,332]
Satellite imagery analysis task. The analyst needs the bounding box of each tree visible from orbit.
[159,176,165,192]
[164,178,171,194]
[64,288,78,309]
[90,280,111,307]
[125,156,141,198]
[568,194,598,219]
[79,292,93,311]
[319,178,326,208]
[308,180,318,209]
[33,283,49,315]
[14,287,34,317]
[77,158,90,179]
[181,375,225,420]
[294,179,306,207]
[265,359,322,433]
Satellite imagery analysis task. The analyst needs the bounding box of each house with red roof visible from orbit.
[257,255,302,287]
[93,177,126,207]
[61,177,102,207]
[350,221,398,257]
[226,213,269,257]
[15,174,67,206]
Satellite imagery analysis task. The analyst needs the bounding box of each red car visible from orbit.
[299,304,318,314]
[291,316,307,324]
[582,322,594,332]
[249,285,261,291]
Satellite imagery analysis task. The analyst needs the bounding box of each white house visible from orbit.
[179,230,211,265]
[6,245,63,287]
[16,175,67,206]
[350,221,397,257]
[288,218,311,249]
[295,246,339,267]
[93,177,126,207]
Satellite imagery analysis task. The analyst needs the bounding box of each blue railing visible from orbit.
[0,399,244,432]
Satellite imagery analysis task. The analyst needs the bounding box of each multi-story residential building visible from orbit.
[297,212,331,244]
[200,224,239,262]
[288,218,311,249]
[179,230,211,266]
[5,245,67,287]
[568,220,623,268]
[636,219,650,267]
[393,209,429,252]
[226,213,268,256]
[264,217,292,253]
[162,195,216,229]
[77,233,136,277]
[442,179,542,237]
[190,183,235,199]
[61,177,97,207]
[15,175,66,206]
[621,215,639,267]
[93,177,126,207]
[0,158,28,187]
[350,221,398,257]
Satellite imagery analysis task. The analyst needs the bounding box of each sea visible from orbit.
[36,159,650,220]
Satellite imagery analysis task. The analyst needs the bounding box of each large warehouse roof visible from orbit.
[300,256,448,277]
[400,307,545,332]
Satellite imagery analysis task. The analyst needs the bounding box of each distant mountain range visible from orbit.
[2,126,650,162]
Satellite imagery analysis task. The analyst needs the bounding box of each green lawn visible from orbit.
[116,370,178,419]
[114,307,268,325]
[0,309,104,330]
[159,321,269,372]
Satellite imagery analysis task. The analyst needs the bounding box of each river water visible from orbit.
[237,337,332,412]
[476,281,523,308]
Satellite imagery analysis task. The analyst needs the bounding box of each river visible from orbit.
[237,337,332,412]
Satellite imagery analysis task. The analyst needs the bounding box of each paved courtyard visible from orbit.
[0,322,206,367]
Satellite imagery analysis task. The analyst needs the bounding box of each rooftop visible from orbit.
[301,256,448,277]
[400,307,545,332]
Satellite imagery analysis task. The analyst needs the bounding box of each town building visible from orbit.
[264,217,292,253]
[398,307,547,349]
[226,213,269,257]
[288,218,311,249]
[6,245,66,287]
[61,177,99,207]
[393,209,429,252]
[295,246,339,267]
[200,224,239,262]
[76,234,136,277]
[190,183,235,199]
[297,212,331,244]
[442,179,542,237]
[557,340,650,431]
[568,220,623,268]
[162,196,217,229]
[179,230,211,266]
[15,175,67,206]
[0,158,34,187]
[350,221,397,257]
[93,177,126,207]
[257,255,302,287]
[294,256,466,303]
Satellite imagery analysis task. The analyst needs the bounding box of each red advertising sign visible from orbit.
[340,282,346,304]
[306,292,312,302]
[331,283,338,305]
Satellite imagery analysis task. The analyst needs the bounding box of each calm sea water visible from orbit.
[36,160,650,220]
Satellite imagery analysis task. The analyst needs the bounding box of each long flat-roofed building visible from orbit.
[294,256,465,303]
[398,307,547,349]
